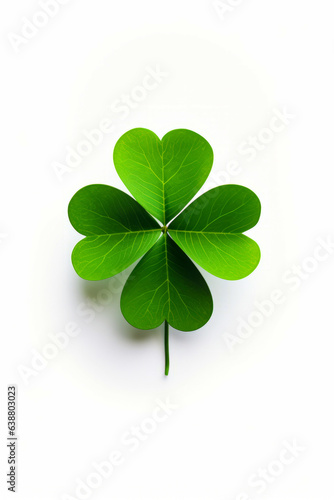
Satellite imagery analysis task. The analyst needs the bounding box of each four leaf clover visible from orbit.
[68,128,261,374]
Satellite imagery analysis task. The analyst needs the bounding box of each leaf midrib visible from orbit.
[168,230,246,235]
[84,229,162,237]
[164,235,171,317]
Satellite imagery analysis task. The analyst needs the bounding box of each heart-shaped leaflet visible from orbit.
[113,128,214,224]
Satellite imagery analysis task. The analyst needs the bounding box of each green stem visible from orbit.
[164,321,169,376]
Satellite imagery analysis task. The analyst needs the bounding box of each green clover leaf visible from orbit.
[68,184,161,280]
[68,128,261,375]
[113,128,213,224]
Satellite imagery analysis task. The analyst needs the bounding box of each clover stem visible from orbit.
[164,321,169,376]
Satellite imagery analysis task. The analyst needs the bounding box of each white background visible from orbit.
[1,1,334,499]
